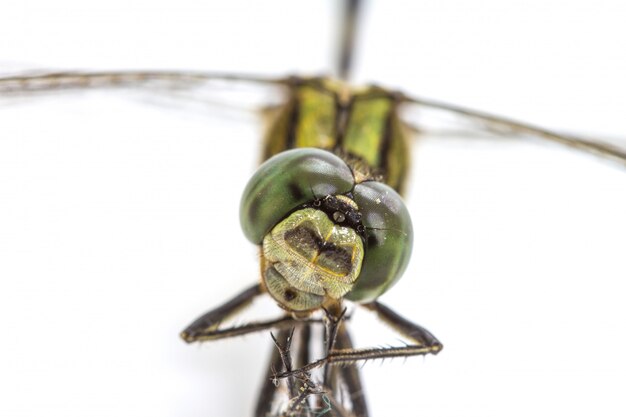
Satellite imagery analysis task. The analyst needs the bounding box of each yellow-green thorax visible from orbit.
[262,77,411,194]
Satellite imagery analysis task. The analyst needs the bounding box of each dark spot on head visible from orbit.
[284,289,297,301]
[318,245,353,275]
[284,226,320,253]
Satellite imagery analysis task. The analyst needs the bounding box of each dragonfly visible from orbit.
[1,0,624,415]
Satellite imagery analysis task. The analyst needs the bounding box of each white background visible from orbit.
[1,1,625,416]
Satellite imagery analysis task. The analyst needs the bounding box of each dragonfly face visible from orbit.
[240,147,414,311]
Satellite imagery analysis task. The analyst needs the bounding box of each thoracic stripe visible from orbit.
[261,77,411,194]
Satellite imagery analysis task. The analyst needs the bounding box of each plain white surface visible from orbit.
[1,1,625,416]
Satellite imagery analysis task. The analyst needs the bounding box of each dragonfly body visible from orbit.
[184,75,443,415]
[1,1,625,416]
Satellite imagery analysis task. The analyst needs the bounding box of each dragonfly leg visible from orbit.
[259,318,362,417]
[275,301,442,378]
[326,323,369,417]
[322,307,348,385]
[255,328,286,417]
[270,329,300,400]
[262,325,322,417]
[181,284,306,343]
[256,327,316,417]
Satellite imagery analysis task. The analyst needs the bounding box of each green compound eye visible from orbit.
[346,182,413,303]
[240,148,413,309]
[240,148,355,244]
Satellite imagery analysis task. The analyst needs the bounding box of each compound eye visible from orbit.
[239,148,355,244]
[346,182,413,303]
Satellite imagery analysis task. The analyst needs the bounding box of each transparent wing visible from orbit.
[400,94,626,166]
[0,70,290,114]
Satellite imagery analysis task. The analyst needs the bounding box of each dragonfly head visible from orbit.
[240,148,413,313]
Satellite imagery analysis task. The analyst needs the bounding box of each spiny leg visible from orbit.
[291,323,318,417]
[274,310,365,417]
[295,323,312,374]
[183,315,303,343]
[277,325,317,417]
[258,324,324,417]
[271,329,299,401]
[328,323,369,417]
[322,307,348,386]
[294,323,353,417]
[256,328,290,417]
[282,324,353,417]
[275,301,442,379]
[257,327,314,417]
[254,323,312,417]
[363,301,442,349]
[318,313,368,417]
[181,283,260,341]
[272,322,354,417]
[181,284,316,343]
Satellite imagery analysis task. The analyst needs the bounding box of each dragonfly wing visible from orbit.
[0,70,289,114]
[400,94,626,166]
